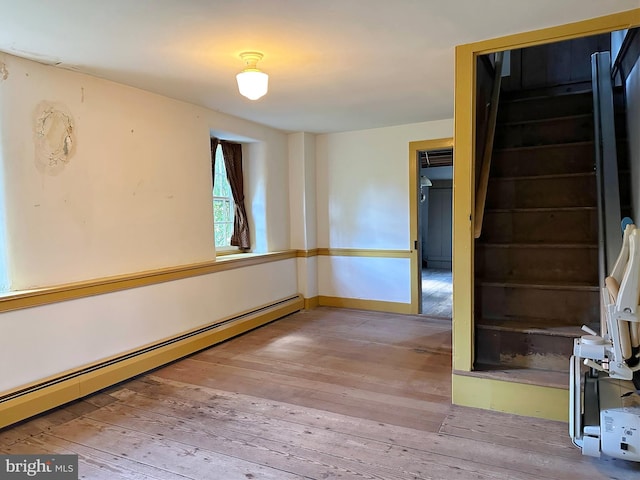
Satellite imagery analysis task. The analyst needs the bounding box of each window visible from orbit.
[212,144,235,248]
[210,137,251,251]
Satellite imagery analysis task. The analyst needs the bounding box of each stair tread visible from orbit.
[485,206,597,213]
[502,88,592,103]
[477,242,597,249]
[458,366,568,389]
[476,317,593,336]
[489,171,595,181]
[478,280,599,291]
[498,113,592,127]
[494,140,595,153]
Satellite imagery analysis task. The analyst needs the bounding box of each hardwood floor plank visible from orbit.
[80,391,549,480]
[235,309,451,348]
[1,307,638,479]
[1,437,162,480]
[0,396,114,447]
[153,358,450,432]
[117,377,639,480]
[44,417,306,480]
[439,406,577,456]
[82,403,428,479]
[193,349,451,400]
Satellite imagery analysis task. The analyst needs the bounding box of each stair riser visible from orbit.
[475,328,573,372]
[491,143,595,177]
[481,209,597,244]
[486,175,596,209]
[498,93,593,123]
[476,284,599,324]
[495,116,593,148]
[476,246,598,283]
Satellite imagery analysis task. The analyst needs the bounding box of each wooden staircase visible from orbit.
[474,90,601,382]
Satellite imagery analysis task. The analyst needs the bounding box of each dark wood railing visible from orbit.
[474,51,504,239]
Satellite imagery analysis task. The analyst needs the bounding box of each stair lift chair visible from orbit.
[570,223,640,461]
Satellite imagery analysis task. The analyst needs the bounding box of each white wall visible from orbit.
[0,52,295,394]
[0,259,297,392]
[288,132,317,250]
[0,52,291,289]
[316,119,453,303]
[289,132,318,298]
[627,56,640,221]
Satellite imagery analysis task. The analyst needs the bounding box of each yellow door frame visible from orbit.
[452,8,640,420]
[409,138,454,314]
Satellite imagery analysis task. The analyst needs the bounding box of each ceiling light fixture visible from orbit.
[236,51,268,100]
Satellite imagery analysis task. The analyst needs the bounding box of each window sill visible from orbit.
[215,248,243,257]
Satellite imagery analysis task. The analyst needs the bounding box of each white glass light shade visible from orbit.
[236,70,269,100]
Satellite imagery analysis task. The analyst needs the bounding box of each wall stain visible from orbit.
[80,87,84,103]
[33,102,76,175]
[0,62,8,81]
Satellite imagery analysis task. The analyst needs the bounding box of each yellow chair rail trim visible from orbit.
[0,250,296,314]
[296,249,320,258]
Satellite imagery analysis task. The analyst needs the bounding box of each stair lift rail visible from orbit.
[592,51,622,277]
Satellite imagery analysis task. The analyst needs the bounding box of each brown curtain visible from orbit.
[210,137,220,188]
[221,141,251,249]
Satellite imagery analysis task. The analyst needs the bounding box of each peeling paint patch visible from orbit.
[0,62,8,81]
[33,102,76,175]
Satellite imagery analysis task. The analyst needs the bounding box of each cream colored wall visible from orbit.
[318,256,412,303]
[289,132,317,250]
[289,132,318,298]
[0,52,290,288]
[0,259,298,392]
[315,119,453,303]
[0,52,296,394]
[627,56,640,220]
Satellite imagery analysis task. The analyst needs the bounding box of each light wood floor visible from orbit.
[421,268,452,318]
[1,307,639,479]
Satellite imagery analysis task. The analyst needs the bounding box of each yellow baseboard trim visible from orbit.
[452,372,568,422]
[304,296,319,309]
[0,295,303,430]
[318,296,412,314]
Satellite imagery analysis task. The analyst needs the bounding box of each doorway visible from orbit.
[408,138,453,316]
[420,149,453,317]
[451,10,639,388]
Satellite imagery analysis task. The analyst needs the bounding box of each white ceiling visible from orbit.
[0,0,637,133]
